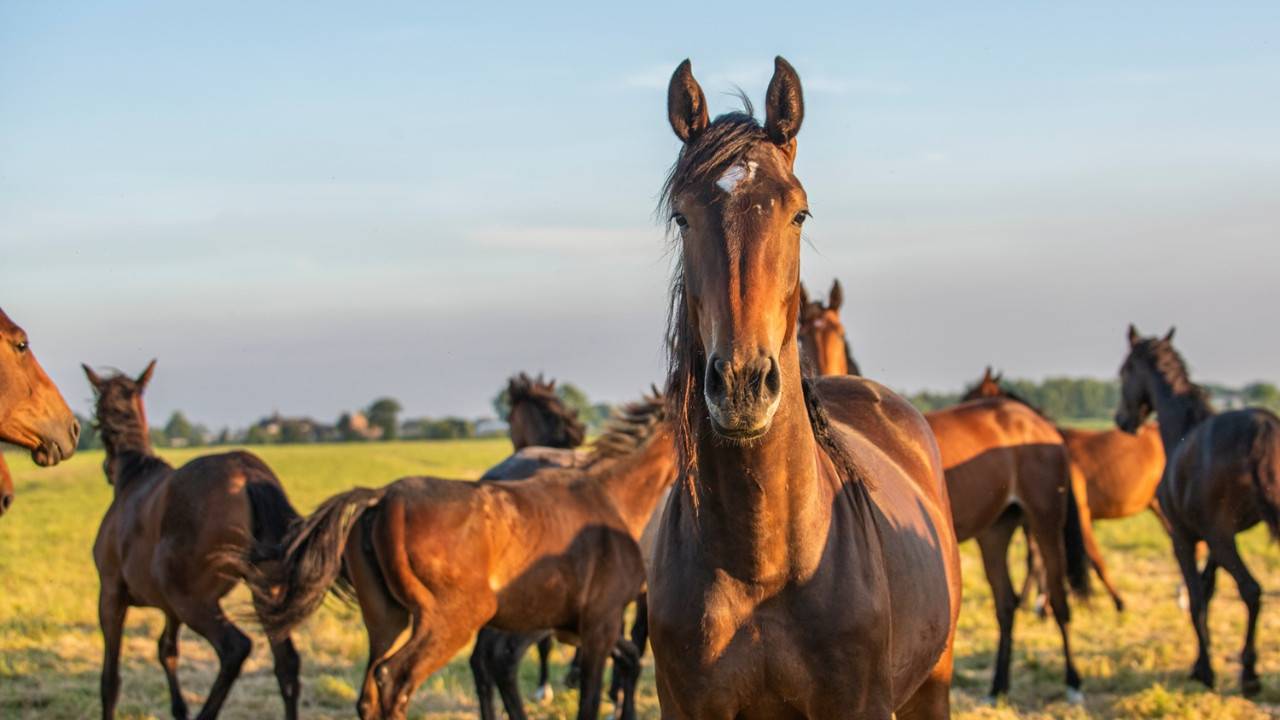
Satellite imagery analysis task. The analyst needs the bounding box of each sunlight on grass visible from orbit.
[5,441,1280,718]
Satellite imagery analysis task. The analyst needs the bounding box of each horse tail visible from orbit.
[251,486,386,639]
[1062,457,1092,598]
[1251,415,1280,541]
[244,477,301,563]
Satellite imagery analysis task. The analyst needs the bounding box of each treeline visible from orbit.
[905,377,1280,419]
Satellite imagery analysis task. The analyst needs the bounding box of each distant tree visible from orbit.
[149,427,170,448]
[75,413,101,450]
[1244,382,1280,412]
[244,425,275,445]
[366,398,403,441]
[163,411,203,447]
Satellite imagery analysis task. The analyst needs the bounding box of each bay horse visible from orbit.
[1116,325,1280,695]
[964,367,1168,612]
[249,394,677,720]
[84,361,302,719]
[648,56,960,719]
[0,307,80,515]
[471,389,661,720]
[496,371,590,703]
[795,292,1090,698]
[797,279,861,376]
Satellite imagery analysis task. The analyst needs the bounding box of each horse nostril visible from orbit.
[706,357,729,400]
[71,419,82,442]
[764,357,781,397]
[1,494,11,512]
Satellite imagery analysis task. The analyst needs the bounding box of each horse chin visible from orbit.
[705,403,778,444]
[30,442,63,468]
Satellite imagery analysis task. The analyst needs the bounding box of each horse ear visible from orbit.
[82,363,104,389]
[765,56,804,147]
[1163,326,1176,343]
[982,366,994,382]
[1127,324,1141,347]
[799,282,810,309]
[828,279,843,311]
[667,59,709,143]
[136,359,157,390]
[995,371,1004,382]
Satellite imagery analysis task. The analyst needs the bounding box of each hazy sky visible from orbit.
[4,2,1278,427]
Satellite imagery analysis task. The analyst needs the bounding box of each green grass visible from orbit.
[4,442,1280,718]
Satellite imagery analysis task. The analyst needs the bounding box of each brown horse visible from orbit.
[506,372,587,451]
[797,279,861,376]
[924,396,1090,701]
[249,395,677,720]
[964,367,1168,612]
[494,371,590,704]
[648,57,960,719]
[1116,325,1280,695]
[85,362,302,719]
[0,307,80,515]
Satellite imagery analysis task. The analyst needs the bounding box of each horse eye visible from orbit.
[15,341,28,353]
[793,210,810,227]
[672,213,688,229]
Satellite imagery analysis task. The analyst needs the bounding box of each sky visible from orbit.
[3,2,1278,428]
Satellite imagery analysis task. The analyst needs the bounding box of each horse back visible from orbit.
[1165,408,1280,536]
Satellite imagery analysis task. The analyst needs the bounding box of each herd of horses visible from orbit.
[3,56,1280,719]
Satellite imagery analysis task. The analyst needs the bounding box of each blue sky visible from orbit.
[4,2,1278,427]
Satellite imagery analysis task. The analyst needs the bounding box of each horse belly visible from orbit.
[943,456,1015,541]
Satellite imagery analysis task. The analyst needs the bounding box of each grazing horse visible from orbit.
[797,279,861,376]
[85,362,302,719]
[494,371,590,704]
[796,293,1089,698]
[0,307,80,515]
[250,395,677,720]
[964,367,1168,612]
[506,371,587,452]
[1116,325,1280,695]
[648,57,960,719]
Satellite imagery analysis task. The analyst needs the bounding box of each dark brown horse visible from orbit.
[924,396,1090,701]
[506,372,587,451]
[0,307,80,515]
[85,361,302,719]
[648,57,960,719]
[1116,325,1280,695]
[797,279,861,376]
[964,367,1168,612]
[493,371,590,705]
[250,395,677,720]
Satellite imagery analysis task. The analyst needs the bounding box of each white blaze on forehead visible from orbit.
[716,160,758,194]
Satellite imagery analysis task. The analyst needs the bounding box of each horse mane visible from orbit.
[658,100,763,227]
[661,110,868,509]
[91,372,153,455]
[962,378,1051,419]
[1132,339,1214,415]
[588,388,666,464]
[507,372,586,449]
[843,335,861,376]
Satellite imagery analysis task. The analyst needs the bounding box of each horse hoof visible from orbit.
[980,695,998,706]
[1242,676,1262,697]
[1066,688,1085,705]
[1190,666,1215,689]
[533,683,554,704]
[1114,597,1125,613]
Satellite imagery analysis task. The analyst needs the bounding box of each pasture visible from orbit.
[4,439,1280,719]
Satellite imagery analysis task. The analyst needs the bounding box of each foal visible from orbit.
[85,362,301,719]
[250,395,677,720]
[1116,326,1280,695]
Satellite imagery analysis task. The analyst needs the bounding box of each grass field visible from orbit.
[4,439,1280,719]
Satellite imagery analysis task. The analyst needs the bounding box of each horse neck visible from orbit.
[691,354,825,584]
[1147,374,1214,454]
[101,425,166,494]
[595,429,677,539]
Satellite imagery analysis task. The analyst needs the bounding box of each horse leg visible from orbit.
[1205,534,1263,696]
[157,612,189,719]
[174,600,252,720]
[373,611,478,720]
[469,629,500,720]
[1072,481,1125,612]
[98,587,128,720]
[1026,508,1082,703]
[1016,524,1041,612]
[252,593,299,720]
[976,508,1021,699]
[491,632,536,720]
[345,544,409,720]
[1170,528,1214,688]
[574,613,624,720]
[533,636,555,703]
[564,647,583,689]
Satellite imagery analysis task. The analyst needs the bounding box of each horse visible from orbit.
[489,371,591,705]
[964,367,1168,612]
[471,387,661,720]
[84,361,302,719]
[795,291,1090,699]
[506,371,587,452]
[648,56,961,719]
[1115,325,1280,695]
[797,279,861,376]
[248,395,677,720]
[0,307,80,515]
